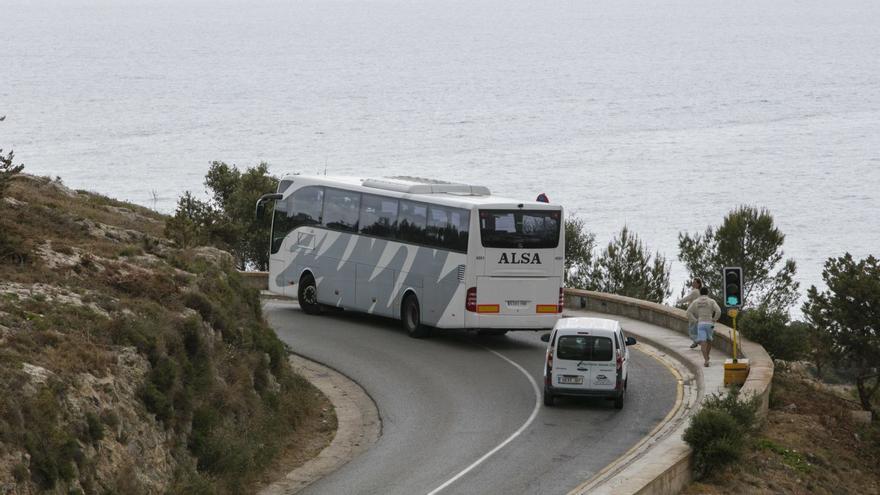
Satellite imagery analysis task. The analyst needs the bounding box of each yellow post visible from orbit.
[731,310,738,363]
[724,308,749,386]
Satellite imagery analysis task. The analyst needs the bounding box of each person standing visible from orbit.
[677,278,703,348]
[687,286,721,367]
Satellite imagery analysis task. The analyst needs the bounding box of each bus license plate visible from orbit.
[558,375,583,385]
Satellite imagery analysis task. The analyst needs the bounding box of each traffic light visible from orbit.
[723,267,743,307]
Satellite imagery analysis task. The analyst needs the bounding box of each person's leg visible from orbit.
[698,323,711,366]
[706,325,714,359]
[689,322,698,348]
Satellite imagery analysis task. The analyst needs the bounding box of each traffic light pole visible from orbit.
[722,266,748,386]
[728,308,739,363]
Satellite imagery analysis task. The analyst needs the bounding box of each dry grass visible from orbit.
[685,371,880,495]
[0,174,331,494]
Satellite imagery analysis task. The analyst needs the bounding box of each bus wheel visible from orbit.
[298,273,322,315]
[402,295,430,339]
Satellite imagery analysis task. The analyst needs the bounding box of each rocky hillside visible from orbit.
[0,176,329,494]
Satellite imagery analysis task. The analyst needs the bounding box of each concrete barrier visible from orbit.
[240,270,269,291]
[563,288,773,415]
[563,288,775,495]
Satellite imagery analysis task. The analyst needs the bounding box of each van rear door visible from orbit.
[552,333,617,391]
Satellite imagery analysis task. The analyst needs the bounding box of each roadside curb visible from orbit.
[567,338,699,495]
[259,354,381,495]
[564,289,774,495]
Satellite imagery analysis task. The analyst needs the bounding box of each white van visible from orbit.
[540,317,636,409]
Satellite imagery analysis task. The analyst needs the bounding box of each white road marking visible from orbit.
[425,347,541,495]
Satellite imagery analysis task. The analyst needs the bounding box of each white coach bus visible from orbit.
[258,175,564,338]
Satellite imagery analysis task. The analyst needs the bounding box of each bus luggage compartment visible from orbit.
[469,276,561,329]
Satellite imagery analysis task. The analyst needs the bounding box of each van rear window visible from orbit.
[556,336,614,361]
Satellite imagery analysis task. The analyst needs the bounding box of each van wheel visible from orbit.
[298,274,322,315]
[402,295,430,339]
[614,389,625,410]
[543,389,555,407]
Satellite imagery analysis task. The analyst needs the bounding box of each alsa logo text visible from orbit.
[497,253,542,264]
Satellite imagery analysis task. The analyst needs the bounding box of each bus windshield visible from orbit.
[479,209,561,249]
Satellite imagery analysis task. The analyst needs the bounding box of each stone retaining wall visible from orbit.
[240,270,270,291]
[563,288,773,415]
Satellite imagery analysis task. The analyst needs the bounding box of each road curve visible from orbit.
[264,300,677,495]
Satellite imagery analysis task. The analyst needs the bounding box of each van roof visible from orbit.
[555,317,620,333]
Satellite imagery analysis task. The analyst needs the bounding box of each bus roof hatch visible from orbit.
[362,176,491,196]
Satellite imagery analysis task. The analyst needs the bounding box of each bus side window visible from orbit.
[398,200,428,244]
[427,205,470,252]
[290,187,323,227]
[360,194,398,238]
[323,188,361,232]
[271,186,323,254]
[450,208,470,252]
[426,205,451,248]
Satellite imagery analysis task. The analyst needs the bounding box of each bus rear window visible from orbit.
[556,336,614,362]
[479,210,560,249]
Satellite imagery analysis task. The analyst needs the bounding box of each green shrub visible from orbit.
[0,136,25,199]
[84,411,104,444]
[181,316,204,358]
[12,463,29,482]
[701,387,761,432]
[739,306,808,361]
[183,290,214,322]
[683,408,745,479]
[139,382,172,424]
[684,387,760,479]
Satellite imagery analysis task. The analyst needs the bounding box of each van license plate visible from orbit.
[558,375,583,385]
[506,300,530,307]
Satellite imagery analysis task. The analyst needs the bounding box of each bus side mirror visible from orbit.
[626,337,637,346]
[540,333,551,343]
[255,193,283,219]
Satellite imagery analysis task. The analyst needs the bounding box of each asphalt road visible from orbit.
[264,300,677,495]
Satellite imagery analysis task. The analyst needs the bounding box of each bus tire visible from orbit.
[402,295,430,339]
[298,273,322,315]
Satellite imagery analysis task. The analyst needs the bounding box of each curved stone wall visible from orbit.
[563,288,774,415]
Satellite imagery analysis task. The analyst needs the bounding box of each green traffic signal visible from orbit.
[723,267,743,307]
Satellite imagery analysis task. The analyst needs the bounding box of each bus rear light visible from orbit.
[558,287,564,313]
[466,287,477,312]
[477,304,500,314]
[536,305,558,313]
